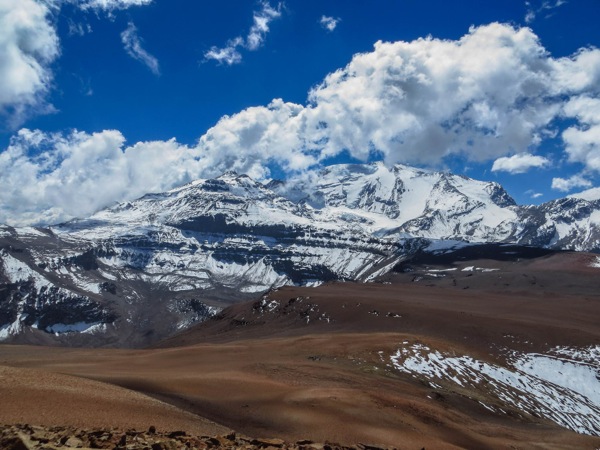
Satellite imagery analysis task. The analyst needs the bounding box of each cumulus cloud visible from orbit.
[0,0,60,127]
[199,22,600,180]
[203,22,600,170]
[4,22,600,225]
[551,174,592,192]
[197,99,312,178]
[0,128,201,225]
[320,15,340,32]
[205,1,282,65]
[561,95,600,171]
[491,153,550,173]
[302,23,599,165]
[121,22,160,75]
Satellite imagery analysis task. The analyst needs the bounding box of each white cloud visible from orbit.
[246,1,282,50]
[204,38,243,66]
[121,22,160,75]
[0,0,60,127]
[198,22,600,175]
[525,0,567,24]
[0,128,201,226]
[552,48,600,93]
[300,23,600,166]
[196,99,312,178]
[5,22,600,225]
[561,95,600,172]
[75,0,153,12]
[551,174,592,192]
[205,1,282,65]
[67,18,92,36]
[525,189,544,199]
[320,15,340,32]
[491,153,550,173]
[0,100,309,225]
[524,7,536,23]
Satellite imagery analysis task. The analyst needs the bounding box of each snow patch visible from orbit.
[461,266,499,272]
[71,278,102,294]
[425,240,471,253]
[0,251,51,288]
[0,319,23,340]
[390,342,600,436]
[550,345,600,367]
[259,298,279,313]
[18,227,49,238]
[45,321,106,335]
[513,353,600,407]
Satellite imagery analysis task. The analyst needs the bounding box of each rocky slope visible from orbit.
[1,424,377,450]
[1,163,599,345]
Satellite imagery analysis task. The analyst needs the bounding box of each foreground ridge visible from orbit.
[0,424,397,450]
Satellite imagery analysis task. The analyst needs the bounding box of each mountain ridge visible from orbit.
[1,162,599,345]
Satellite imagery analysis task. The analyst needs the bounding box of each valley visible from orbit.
[1,248,599,448]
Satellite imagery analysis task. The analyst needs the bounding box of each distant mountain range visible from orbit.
[1,162,599,346]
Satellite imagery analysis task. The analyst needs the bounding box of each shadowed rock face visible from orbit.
[1,163,600,346]
[0,279,115,330]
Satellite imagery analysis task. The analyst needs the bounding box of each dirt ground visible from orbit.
[1,251,600,449]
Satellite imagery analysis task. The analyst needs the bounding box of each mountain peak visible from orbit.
[2,161,600,346]
[569,187,600,202]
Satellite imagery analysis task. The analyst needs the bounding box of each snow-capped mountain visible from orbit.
[1,163,599,345]
[278,162,519,240]
[274,162,600,248]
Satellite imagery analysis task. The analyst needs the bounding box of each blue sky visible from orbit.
[1,0,600,225]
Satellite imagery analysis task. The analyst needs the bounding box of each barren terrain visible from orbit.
[1,250,599,448]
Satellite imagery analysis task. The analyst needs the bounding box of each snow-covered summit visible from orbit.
[569,187,600,202]
[60,170,317,241]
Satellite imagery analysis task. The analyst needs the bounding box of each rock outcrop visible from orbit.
[0,424,396,450]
